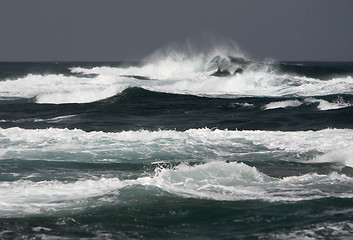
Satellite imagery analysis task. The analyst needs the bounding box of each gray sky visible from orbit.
[1,0,352,61]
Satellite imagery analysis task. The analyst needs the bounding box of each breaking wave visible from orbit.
[0,44,352,104]
[1,161,353,217]
[0,127,352,166]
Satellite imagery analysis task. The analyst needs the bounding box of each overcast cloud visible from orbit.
[0,0,352,61]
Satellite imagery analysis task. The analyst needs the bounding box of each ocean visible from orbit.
[0,52,353,239]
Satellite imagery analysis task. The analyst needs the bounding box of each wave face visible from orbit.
[1,54,353,239]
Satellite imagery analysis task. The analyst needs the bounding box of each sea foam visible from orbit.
[0,177,124,216]
[264,97,352,110]
[264,100,302,110]
[0,48,353,104]
[1,161,353,217]
[304,97,352,110]
[0,127,352,166]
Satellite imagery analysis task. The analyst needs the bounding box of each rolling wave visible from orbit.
[0,127,352,166]
[1,44,353,239]
[0,53,352,104]
[1,160,353,217]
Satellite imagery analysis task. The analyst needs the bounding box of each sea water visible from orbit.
[0,49,353,239]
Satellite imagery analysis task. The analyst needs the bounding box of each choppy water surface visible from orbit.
[1,51,353,239]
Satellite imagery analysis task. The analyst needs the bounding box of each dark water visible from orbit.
[1,55,353,239]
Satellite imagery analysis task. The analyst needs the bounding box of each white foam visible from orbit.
[305,97,352,110]
[138,161,271,201]
[0,177,124,216]
[73,62,353,101]
[311,148,353,168]
[1,46,353,104]
[140,161,353,201]
[263,97,352,111]
[229,102,254,108]
[264,100,302,110]
[2,161,353,217]
[0,73,128,104]
[139,38,247,79]
[71,41,352,100]
[0,127,352,166]
[0,127,247,162]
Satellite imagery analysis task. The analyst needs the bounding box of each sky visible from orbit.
[0,0,352,61]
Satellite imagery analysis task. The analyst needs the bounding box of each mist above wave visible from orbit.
[0,40,352,104]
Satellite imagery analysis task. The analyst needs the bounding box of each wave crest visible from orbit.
[2,161,353,217]
[0,41,352,104]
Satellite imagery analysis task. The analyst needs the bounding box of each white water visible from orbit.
[264,100,303,110]
[1,161,353,217]
[0,73,128,104]
[264,97,352,111]
[0,177,124,216]
[0,52,353,104]
[0,127,352,166]
[1,127,353,217]
[72,64,353,101]
[304,97,352,110]
[139,161,353,201]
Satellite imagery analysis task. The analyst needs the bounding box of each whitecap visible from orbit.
[0,177,124,217]
[2,160,353,217]
[0,127,352,166]
[1,47,353,104]
[264,100,302,110]
[305,97,352,111]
